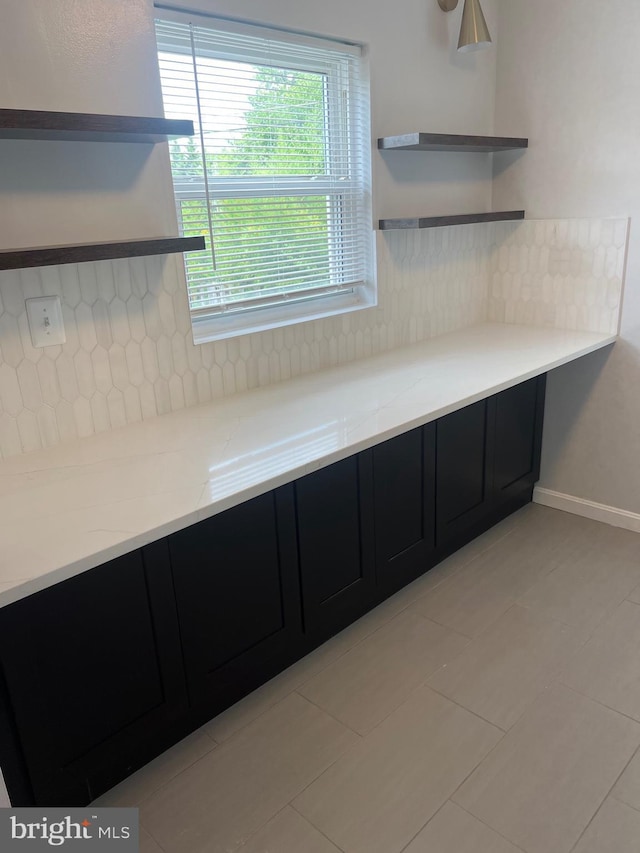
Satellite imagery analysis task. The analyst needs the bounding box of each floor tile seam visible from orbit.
[600,742,640,812]
[289,617,421,699]
[232,804,294,853]
[361,538,507,630]
[553,664,640,726]
[287,802,348,853]
[446,600,594,656]
[448,709,520,810]
[513,599,598,636]
[404,607,473,650]
[209,617,403,744]
[286,739,364,818]
[401,522,525,612]
[551,680,640,731]
[611,787,640,814]
[206,686,299,746]
[498,600,590,637]
[406,607,476,640]
[139,715,357,853]
[292,689,365,738]
[140,823,170,853]
[236,803,346,853]
[530,550,640,589]
[426,663,562,735]
[451,799,529,853]
[134,734,227,813]
[296,646,490,740]
[294,591,475,700]
[391,798,468,853]
[105,732,218,811]
[208,602,452,747]
[295,670,428,738]
[204,729,218,746]
[561,622,640,663]
[370,515,531,628]
[566,778,631,853]
[446,688,640,853]
[433,524,522,576]
[423,680,509,734]
[465,604,594,697]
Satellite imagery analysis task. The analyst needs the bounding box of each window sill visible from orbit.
[191,284,377,344]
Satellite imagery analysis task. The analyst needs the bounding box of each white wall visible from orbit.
[493,0,640,514]
[0,0,178,249]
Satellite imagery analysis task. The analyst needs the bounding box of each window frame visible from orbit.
[155,8,376,343]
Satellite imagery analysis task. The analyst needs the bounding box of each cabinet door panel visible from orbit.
[169,489,301,715]
[0,545,186,805]
[494,376,546,501]
[295,455,375,639]
[436,399,492,547]
[373,425,436,593]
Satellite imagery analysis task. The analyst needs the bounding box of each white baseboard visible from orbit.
[533,487,640,534]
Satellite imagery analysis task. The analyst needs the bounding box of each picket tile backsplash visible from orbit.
[0,218,626,459]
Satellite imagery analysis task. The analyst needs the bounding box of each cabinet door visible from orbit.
[168,488,302,718]
[295,454,375,641]
[436,398,493,549]
[373,425,436,594]
[493,375,546,505]
[0,544,186,806]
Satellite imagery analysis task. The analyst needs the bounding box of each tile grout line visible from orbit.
[292,690,364,738]
[235,803,347,853]
[207,604,415,746]
[554,680,640,731]
[543,682,640,852]
[133,734,223,814]
[447,704,518,810]
[453,800,529,853]
[141,824,169,853]
[611,786,640,814]
[393,799,456,853]
[288,802,348,853]
[233,805,296,853]
[514,591,637,645]
[421,681,509,734]
[567,742,640,853]
[425,601,601,736]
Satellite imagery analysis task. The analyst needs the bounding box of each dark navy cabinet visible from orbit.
[294,454,376,642]
[0,544,186,805]
[372,425,437,595]
[168,488,302,722]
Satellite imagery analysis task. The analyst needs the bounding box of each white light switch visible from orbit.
[26,296,66,348]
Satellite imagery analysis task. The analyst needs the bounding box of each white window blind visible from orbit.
[155,13,374,339]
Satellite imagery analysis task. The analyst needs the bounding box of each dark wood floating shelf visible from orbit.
[379,211,525,231]
[378,133,528,153]
[0,109,194,143]
[0,236,206,271]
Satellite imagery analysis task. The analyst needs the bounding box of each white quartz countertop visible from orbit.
[0,322,616,608]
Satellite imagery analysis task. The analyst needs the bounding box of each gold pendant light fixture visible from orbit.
[437,0,493,53]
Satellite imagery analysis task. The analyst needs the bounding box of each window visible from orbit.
[155,12,375,342]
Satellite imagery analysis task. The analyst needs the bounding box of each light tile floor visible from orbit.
[95,504,640,853]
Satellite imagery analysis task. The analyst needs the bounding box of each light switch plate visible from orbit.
[26,296,66,348]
